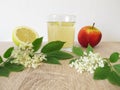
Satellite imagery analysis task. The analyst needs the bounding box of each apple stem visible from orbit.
[92,23,95,29]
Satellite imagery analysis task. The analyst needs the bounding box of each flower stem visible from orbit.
[106,58,120,76]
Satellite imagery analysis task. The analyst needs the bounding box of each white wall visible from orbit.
[0,0,120,42]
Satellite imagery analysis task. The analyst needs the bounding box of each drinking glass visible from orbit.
[47,14,76,49]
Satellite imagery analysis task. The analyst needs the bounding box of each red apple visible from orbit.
[78,23,102,48]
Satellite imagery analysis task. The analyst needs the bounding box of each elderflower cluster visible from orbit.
[69,51,105,73]
[11,43,47,68]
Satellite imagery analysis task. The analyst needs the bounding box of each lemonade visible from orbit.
[48,22,75,48]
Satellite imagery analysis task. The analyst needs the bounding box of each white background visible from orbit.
[0,0,120,42]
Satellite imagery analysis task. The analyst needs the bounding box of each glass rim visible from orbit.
[48,14,76,22]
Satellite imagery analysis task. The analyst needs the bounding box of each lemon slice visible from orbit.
[12,26,39,46]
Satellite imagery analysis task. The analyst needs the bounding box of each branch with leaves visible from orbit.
[0,38,120,87]
[0,37,73,77]
[70,45,120,87]
[94,52,120,86]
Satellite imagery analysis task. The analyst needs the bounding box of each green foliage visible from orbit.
[47,51,73,60]
[69,59,76,64]
[113,64,120,74]
[109,52,119,63]
[3,47,14,58]
[107,71,120,86]
[0,66,10,77]
[94,65,111,80]
[0,56,3,63]
[94,52,120,87]
[72,46,83,56]
[72,45,120,87]
[32,37,43,52]
[4,62,25,72]
[42,41,73,64]
[43,57,61,65]
[72,45,93,57]
[0,37,73,77]
[0,61,24,77]
[41,41,65,53]
[86,44,93,54]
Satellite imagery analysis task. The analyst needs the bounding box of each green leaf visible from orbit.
[44,57,61,64]
[41,41,65,53]
[109,52,119,63]
[107,71,120,86]
[72,46,83,56]
[86,44,93,54]
[3,47,14,58]
[0,56,3,63]
[113,64,120,74]
[4,62,25,72]
[69,59,76,64]
[47,51,73,60]
[0,66,10,77]
[32,37,43,52]
[94,66,111,80]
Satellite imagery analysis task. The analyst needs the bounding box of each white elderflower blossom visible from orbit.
[11,43,47,68]
[69,51,105,74]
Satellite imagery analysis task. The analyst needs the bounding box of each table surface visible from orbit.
[0,42,120,90]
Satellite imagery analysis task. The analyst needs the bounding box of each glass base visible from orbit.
[61,47,72,52]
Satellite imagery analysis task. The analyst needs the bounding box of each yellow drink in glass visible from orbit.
[48,22,75,48]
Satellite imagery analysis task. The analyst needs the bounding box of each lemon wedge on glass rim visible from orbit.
[12,26,39,46]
